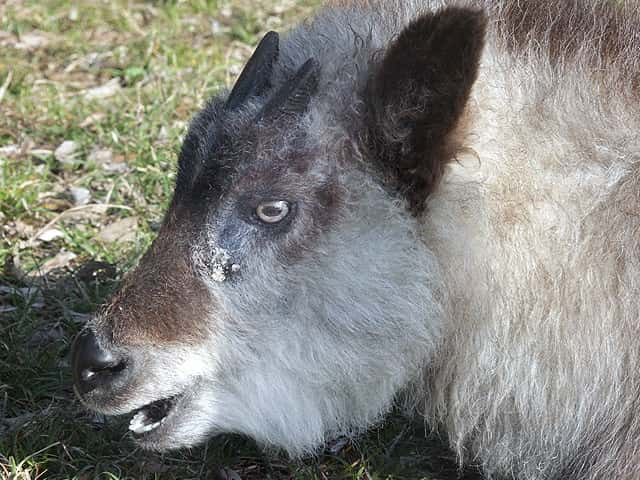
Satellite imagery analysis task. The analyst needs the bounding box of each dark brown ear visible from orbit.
[366,7,486,213]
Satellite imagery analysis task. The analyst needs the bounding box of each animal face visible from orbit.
[71,6,484,453]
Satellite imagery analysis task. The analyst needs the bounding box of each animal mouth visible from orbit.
[128,394,182,437]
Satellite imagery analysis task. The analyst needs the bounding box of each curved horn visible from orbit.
[225,31,280,111]
[258,58,320,121]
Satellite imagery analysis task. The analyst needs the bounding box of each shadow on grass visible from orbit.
[0,260,483,480]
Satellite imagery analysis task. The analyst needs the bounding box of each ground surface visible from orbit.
[0,1,483,479]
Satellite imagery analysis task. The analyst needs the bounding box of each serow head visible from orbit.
[71,7,485,454]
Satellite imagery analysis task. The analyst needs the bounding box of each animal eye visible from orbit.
[256,200,290,224]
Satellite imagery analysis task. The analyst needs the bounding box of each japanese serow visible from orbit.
[71,1,640,478]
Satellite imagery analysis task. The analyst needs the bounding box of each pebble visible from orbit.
[0,144,19,157]
[54,140,80,164]
[97,217,138,243]
[84,78,121,100]
[87,148,113,165]
[69,186,91,205]
[37,251,77,274]
[37,228,64,242]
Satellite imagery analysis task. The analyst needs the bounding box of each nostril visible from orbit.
[71,328,127,395]
[80,359,126,381]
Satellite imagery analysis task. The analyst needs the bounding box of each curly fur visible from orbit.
[74,2,640,479]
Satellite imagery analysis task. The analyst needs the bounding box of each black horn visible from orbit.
[225,31,280,110]
[258,58,320,121]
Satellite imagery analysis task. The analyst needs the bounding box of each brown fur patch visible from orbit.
[493,0,640,94]
[99,209,212,346]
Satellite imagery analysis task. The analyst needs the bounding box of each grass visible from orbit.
[0,1,480,478]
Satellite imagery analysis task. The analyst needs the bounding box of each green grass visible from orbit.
[0,1,478,479]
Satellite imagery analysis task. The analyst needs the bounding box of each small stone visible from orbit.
[15,31,53,50]
[79,112,106,128]
[211,19,223,35]
[84,78,121,100]
[37,251,77,275]
[37,228,64,242]
[87,147,128,173]
[68,6,79,21]
[10,220,34,237]
[102,162,128,174]
[157,125,169,142]
[87,148,113,165]
[69,186,91,205]
[228,63,241,76]
[97,217,138,243]
[54,140,80,164]
[0,144,19,157]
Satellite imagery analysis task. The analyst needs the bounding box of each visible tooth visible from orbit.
[129,419,161,435]
[138,421,161,433]
[129,412,147,430]
[131,411,146,423]
[129,411,147,431]
[129,409,165,435]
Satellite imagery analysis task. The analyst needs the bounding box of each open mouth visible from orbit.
[128,394,181,437]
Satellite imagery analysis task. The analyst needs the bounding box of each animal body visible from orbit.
[71,1,640,478]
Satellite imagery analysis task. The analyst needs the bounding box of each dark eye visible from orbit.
[256,200,290,224]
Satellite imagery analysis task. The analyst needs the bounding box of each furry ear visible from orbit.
[366,7,486,213]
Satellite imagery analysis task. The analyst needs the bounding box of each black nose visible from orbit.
[71,329,126,395]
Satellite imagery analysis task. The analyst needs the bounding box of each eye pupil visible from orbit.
[256,200,290,224]
[261,205,282,217]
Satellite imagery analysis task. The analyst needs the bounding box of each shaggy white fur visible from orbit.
[78,2,640,478]
[191,171,445,456]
